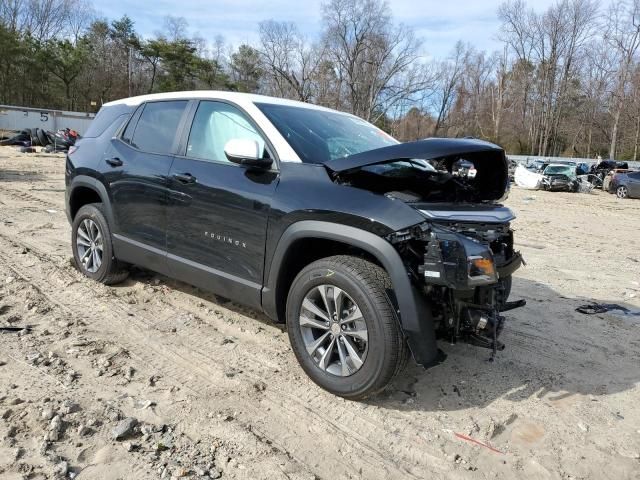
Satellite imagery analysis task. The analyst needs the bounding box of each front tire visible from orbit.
[72,203,129,285]
[286,255,408,400]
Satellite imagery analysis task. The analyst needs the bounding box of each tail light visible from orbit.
[68,146,78,155]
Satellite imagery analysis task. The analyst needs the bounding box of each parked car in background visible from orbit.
[607,170,640,198]
[526,159,549,173]
[603,169,631,191]
[507,158,518,181]
[576,162,590,175]
[541,164,579,191]
[590,160,629,187]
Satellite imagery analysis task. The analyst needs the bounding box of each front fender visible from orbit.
[262,220,439,366]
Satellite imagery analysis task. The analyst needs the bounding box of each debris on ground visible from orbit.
[576,303,640,316]
[453,432,504,454]
[0,127,79,152]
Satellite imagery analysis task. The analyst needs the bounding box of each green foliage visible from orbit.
[231,44,263,92]
[39,38,90,108]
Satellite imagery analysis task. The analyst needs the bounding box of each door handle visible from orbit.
[173,173,196,184]
[105,157,123,167]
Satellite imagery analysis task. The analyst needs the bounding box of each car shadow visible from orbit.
[375,276,640,412]
[113,267,640,411]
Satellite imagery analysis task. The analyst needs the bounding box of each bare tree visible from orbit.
[258,20,321,102]
[162,15,188,42]
[0,0,25,31]
[321,0,427,122]
[66,0,95,43]
[430,42,469,136]
[604,0,640,159]
[22,0,74,41]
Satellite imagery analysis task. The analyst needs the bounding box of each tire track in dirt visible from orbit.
[0,231,451,479]
[0,185,61,209]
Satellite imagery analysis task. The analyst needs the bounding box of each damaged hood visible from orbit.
[325,138,510,203]
[324,138,505,173]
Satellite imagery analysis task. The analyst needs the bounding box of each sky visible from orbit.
[95,0,559,59]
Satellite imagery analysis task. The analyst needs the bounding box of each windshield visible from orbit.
[544,165,574,176]
[255,102,398,164]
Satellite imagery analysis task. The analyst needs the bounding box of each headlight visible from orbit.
[420,226,500,288]
[468,254,498,285]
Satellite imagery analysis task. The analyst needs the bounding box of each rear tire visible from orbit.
[286,255,408,400]
[72,203,129,285]
[30,128,40,146]
[37,128,49,147]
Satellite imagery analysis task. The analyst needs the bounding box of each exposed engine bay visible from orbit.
[333,153,508,203]
[325,138,525,359]
[326,138,510,204]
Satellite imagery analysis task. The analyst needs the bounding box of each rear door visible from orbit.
[106,100,189,265]
[166,100,279,307]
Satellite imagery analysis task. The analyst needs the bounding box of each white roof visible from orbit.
[100,91,383,164]
[103,90,336,113]
[104,91,350,163]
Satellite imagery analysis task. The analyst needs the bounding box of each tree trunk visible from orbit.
[634,116,640,161]
[609,101,622,160]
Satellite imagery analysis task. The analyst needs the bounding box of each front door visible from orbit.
[166,100,279,307]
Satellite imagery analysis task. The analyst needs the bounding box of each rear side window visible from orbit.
[130,101,188,154]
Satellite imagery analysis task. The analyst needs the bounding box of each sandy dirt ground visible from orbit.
[0,146,639,480]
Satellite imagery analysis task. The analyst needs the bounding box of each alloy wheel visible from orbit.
[76,218,103,273]
[298,284,368,377]
[617,185,628,198]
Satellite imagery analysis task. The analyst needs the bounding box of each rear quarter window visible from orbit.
[83,104,133,138]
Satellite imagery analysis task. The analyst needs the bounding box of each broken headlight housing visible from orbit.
[419,226,498,288]
[467,253,498,286]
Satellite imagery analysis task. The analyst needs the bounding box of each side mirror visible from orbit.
[224,138,272,169]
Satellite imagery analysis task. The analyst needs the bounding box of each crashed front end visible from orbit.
[326,138,525,363]
[387,210,524,359]
[542,173,577,192]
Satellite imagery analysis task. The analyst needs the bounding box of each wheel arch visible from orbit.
[67,176,115,227]
[262,220,440,367]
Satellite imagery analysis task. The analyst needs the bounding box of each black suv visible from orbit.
[65,92,523,399]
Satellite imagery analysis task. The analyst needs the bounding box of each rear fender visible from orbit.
[66,175,115,228]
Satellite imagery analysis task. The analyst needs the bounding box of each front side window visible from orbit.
[255,102,397,164]
[129,100,188,154]
[186,101,267,163]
